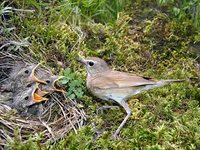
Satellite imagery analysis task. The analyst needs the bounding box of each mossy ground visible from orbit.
[1,0,200,149]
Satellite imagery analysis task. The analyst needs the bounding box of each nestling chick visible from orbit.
[37,75,64,96]
[11,63,47,88]
[10,83,48,113]
[2,63,47,92]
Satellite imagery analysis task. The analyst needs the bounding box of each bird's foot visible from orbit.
[111,133,120,140]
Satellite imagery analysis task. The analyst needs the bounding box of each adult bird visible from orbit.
[77,57,184,139]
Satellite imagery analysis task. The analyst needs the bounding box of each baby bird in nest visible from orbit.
[35,68,65,96]
[1,61,46,92]
[1,63,49,102]
[0,52,65,116]
[11,63,47,90]
[5,83,48,113]
[38,76,64,96]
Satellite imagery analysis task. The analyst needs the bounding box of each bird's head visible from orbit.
[42,75,65,93]
[76,57,110,76]
[13,83,47,109]
[16,63,47,84]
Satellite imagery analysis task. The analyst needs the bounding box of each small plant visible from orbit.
[60,68,85,99]
[65,0,130,23]
[158,0,200,28]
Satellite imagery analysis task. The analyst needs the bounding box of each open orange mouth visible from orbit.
[33,92,48,102]
[31,83,48,102]
[28,63,47,84]
[52,76,65,93]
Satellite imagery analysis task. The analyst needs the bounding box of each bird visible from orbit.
[10,63,47,88]
[0,52,65,116]
[1,63,47,92]
[76,57,184,139]
[10,83,48,113]
[37,75,65,96]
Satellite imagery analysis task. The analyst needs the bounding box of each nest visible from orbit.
[0,52,86,148]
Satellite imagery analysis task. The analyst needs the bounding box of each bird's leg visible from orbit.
[96,105,119,115]
[112,100,131,139]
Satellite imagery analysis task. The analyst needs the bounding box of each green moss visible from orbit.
[2,0,200,149]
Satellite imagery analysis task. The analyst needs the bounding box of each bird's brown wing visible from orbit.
[91,71,157,89]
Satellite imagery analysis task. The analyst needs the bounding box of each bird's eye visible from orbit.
[24,96,29,100]
[26,84,32,88]
[88,61,94,66]
[46,80,50,84]
[24,70,29,74]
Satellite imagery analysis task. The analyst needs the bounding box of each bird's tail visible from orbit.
[137,79,185,94]
[156,79,185,86]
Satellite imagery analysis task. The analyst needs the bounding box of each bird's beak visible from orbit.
[76,58,87,65]
[33,93,48,102]
[37,88,49,97]
[29,63,47,84]
[31,83,48,102]
[52,76,65,93]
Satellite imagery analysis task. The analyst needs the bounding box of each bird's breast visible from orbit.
[89,87,137,103]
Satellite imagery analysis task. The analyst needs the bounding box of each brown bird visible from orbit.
[77,57,184,139]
